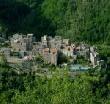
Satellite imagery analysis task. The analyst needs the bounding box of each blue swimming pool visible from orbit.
[69,64,90,72]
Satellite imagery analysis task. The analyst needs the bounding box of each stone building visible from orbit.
[54,36,62,49]
[32,42,43,55]
[10,33,35,52]
[47,36,54,48]
[41,35,48,48]
[63,39,69,45]
[90,46,99,67]
[43,35,62,49]
[61,46,73,57]
[77,44,90,59]
[42,48,50,62]
[42,48,58,65]
[50,48,58,65]
[90,52,99,67]
[41,35,62,49]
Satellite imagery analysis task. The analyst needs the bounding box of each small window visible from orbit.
[68,48,70,51]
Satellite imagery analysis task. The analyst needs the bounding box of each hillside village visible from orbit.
[0,33,105,72]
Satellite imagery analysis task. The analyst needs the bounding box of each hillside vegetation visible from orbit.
[1,66,110,104]
[0,1,110,103]
[0,0,110,44]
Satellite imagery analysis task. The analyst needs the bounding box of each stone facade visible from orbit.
[41,35,48,48]
[90,46,99,67]
[42,48,58,65]
[63,39,69,45]
[10,34,59,65]
[61,46,73,57]
[32,42,43,55]
[10,33,34,52]
[9,34,101,67]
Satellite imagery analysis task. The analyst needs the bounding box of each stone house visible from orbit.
[63,39,69,45]
[61,46,73,57]
[41,35,63,50]
[32,42,43,55]
[54,36,62,49]
[90,52,99,67]
[47,36,62,49]
[47,36,54,48]
[50,48,58,65]
[41,35,48,48]
[42,48,50,63]
[42,48,58,65]
[10,33,35,52]
[90,46,99,67]
[78,44,90,59]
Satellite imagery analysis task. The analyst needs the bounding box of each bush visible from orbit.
[0,53,7,66]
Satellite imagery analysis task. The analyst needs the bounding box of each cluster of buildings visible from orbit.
[0,33,103,68]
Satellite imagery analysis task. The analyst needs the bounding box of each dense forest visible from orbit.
[0,65,110,104]
[0,0,110,44]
